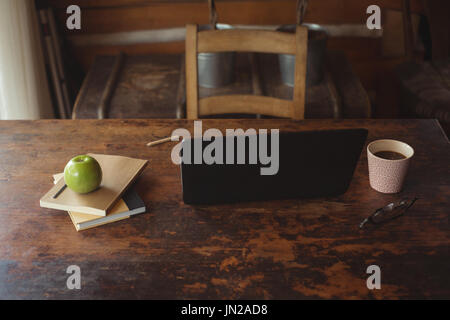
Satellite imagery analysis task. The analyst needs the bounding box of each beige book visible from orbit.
[40,154,148,216]
[53,174,145,232]
[68,200,130,232]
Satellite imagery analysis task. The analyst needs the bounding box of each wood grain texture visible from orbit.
[187,26,306,119]
[292,26,308,120]
[72,42,185,72]
[197,30,296,54]
[45,0,425,104]
[73,52,368,120]
[48,0,424,35]
[73,54,184,119]
[43,0,425,12]
[97,52,125,119]
[54,1,298,35]
[199,95,293,118]
[185,25,199,119]
[0,119,448,299]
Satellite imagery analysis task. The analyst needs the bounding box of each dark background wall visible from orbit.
[38,0,426,116]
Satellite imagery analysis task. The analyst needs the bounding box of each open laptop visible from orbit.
[180,129,368,205]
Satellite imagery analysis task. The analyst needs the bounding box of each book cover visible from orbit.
[40,154,148,216]
[53,173,146,231]
[68,190,146,231]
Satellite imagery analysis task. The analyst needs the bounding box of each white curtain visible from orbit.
[0,0,54,119]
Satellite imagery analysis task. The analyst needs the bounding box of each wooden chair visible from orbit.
[185,24,308,120]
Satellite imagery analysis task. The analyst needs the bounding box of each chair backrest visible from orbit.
[185,24,308,120]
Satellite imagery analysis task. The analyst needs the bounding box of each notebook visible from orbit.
[68,191,145,231]
[53,174,146,231]
[40,154,148,216]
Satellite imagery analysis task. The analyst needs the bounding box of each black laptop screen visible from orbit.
[180,129,368,204]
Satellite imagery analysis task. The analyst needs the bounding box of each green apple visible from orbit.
[64,155,102,194]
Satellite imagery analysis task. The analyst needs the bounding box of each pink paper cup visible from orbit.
[367,139,414,194]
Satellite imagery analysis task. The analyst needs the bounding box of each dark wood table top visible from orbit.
[0,119,448,299]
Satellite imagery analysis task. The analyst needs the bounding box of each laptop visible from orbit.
[180,129,368,205]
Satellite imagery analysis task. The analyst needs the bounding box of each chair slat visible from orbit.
[197,29,296,55]
[199,95,293,118]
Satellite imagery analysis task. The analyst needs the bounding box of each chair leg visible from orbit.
[185,24,199,120]
[292,26,308,120]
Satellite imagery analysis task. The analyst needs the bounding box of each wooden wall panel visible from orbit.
[40,0,426,115]
[54,1,296,35]
[49,0,424,35]
[47,0,423,11]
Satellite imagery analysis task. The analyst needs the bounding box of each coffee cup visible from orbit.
[367,139,414,193]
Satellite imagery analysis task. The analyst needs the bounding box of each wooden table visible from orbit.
[0,119,448,299]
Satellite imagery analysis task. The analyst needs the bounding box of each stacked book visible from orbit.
[40,154,148,231]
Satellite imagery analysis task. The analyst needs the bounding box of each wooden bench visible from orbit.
[72,51,371,120]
